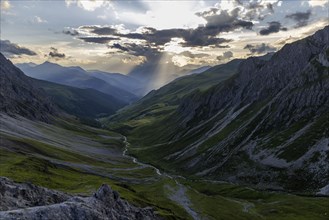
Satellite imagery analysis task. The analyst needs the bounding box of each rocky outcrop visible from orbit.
[0,177,70,211]
[170,26,329,193]
[179,26,329,125]
[0,177,159,220]
[0,53,57,122]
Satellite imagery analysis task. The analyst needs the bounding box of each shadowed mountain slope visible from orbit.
[0,53,56,122]
[35,80,126,119]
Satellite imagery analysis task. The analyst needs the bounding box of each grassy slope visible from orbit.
[104,60,244,174]
[1,115,328,219]
[105,59,242,142]
[0,116,189,219]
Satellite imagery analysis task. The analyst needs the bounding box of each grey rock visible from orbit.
[0,177,160,220]
[171,26,329,193]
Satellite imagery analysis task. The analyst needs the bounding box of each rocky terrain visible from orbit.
[0,177,159,220]
[1,25,328,220]
[172,26,329,193]
[0,53,57,122]
[109,26,329,194]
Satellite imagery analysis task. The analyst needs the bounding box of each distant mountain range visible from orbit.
[127,61,213,92]
[108,26,329,194]
[86,70,144,96]
[1,53,128,121]
[17,61,213,97]
[16,62,140,104]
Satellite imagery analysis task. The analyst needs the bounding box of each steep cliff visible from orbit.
[0,53,56,122]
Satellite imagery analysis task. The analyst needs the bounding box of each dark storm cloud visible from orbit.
[0,40,37,57]
[80,23,233,47]
[148,28,233,47]
[110,43,129,52]
[180,32,232,47]
[196,8,253,31]
[286,10,312,28]
[109,42,160,61]
[244,43,276,54]
[74,7,253,63]
[217,45,231,48]
[63,29,79,36]
[259,21,287,35]
[179,51,209,58]
[244,2,264,20]
[247,2,264,10]
[113,7,252,47]
[79,37,119,44]
[89,26,118,35]
[217,51,233,60]
[48,47,65,58]
[80,25,233,47]
[78,7,251,48]
[242,1,277,21]
[266,3,274,13]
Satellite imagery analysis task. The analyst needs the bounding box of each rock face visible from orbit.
[0,53,56,122]
[172,26,329,193]
[0,177,159,220]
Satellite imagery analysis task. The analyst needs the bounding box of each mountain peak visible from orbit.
[41,61,61,67]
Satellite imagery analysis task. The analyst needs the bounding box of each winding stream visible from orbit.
[122,136,200,220]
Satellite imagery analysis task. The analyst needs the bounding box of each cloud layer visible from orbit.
[2,0,328,75]
[244,43,276,54]
[0,40,37,57]
[286,10,312,28]
[48,47,66,59]
[259,21,287,35]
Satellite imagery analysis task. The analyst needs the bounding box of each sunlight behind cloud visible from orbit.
[163,38,186,54]
[308,0,328,7]
[65,0,112,11]
[1,0,11,11]
[118,1,206,29]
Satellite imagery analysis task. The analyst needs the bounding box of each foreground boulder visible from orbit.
[0,177,159,220]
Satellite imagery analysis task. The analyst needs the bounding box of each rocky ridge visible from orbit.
[171,26,329,192]
[0,177,159,220]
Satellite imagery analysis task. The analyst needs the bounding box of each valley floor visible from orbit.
[0,113,328,220]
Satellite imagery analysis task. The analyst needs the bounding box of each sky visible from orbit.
[1,0,328,79]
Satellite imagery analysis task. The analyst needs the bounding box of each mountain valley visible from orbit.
[1,23,329,220]
[108,26,329,195]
